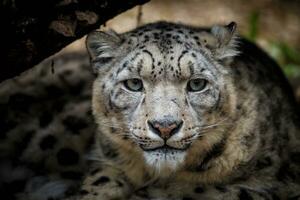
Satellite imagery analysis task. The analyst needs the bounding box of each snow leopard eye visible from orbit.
[124,79,143,92]
[187,79,208,92]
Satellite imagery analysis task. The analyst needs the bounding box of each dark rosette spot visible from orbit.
[92,176,110,186]
[56,148,79,166]
[39,135,57,150]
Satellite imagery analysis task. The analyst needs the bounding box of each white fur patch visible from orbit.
[143,149,186,175]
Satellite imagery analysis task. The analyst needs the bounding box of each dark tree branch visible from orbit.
[0,0,149,82]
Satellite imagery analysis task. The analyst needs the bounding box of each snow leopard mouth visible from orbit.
[142,145,188,169]
[140,144,190,152]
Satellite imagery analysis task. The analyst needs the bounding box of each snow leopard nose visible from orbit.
[147,119,183,140]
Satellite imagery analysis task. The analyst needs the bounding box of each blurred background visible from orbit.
[59,0,300,103]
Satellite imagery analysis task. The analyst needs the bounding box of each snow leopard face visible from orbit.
[87,22,238,173]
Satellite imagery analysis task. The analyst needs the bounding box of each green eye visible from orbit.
[124,79,143,92]
[187,79,208,92]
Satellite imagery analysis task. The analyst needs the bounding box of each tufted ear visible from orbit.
[198,22,239,60]
[210,22,239,60]
[86,30,122,66]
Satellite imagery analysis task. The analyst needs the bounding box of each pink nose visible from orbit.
[148,120,183,139]
[153,123,177,139]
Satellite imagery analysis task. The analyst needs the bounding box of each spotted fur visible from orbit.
[80,21,300,199]
[0,54,95,200]
[0,22,299,200]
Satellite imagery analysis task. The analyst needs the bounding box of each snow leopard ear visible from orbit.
[86,30,122,65]
[198,22,239,60]
[210,22,239,60]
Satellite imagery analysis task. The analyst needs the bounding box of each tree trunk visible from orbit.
[0,0,149,82]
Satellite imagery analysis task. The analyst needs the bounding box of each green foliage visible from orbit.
[282,64,300,78]
[267,42,300,78]
[247,11,260,42]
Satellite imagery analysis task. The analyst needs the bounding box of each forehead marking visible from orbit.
[177,50,189,67]
[116,61,128,75]
[142,49,156,80]
[130,52,141,62]
[116,52,144,76]
[142,49,154,61]
[177,50,189,74]
[137,59,143,75]
[188,61,195,75]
